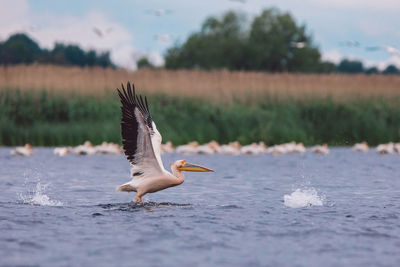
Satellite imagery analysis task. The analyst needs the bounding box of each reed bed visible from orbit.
[1,65,399,146]
[1,65,400,103]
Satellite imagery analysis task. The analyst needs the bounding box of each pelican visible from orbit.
[311,144,329,155]
[11,144,34,156]
[116,82,214,202]
[53,146,72,157]
[352,141,369,152]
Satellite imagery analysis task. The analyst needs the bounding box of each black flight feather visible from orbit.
[117,82,154,164]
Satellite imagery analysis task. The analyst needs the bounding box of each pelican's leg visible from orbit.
[135,194,142,203]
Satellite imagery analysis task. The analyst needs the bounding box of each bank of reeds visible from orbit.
[1,89,399,146]
[1,65,400,104]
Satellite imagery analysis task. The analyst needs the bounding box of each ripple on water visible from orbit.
[98,202,191,212]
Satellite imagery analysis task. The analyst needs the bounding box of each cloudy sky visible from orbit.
[1,0,399,70]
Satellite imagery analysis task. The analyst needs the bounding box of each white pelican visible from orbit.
[176,141,199,154]
[161,141,175,154]
[53,147,71,156]
[116,82,214,202]
[74,141,96,155]
[95,142,122,155]
[394,143,400,154]
[311,144,329,155]
[11,144,34,156]
[220,141,241,155]
[352,142,369,152]
[376,142,395,154]
[240,142,266,155]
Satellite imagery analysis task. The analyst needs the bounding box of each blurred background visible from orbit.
[1,0,399,146]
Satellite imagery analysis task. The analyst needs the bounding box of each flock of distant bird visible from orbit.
[9,140,400,157]
[290,40,400,58]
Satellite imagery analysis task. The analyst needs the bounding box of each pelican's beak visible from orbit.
[178,162,214,172]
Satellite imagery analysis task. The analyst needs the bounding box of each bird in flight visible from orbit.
[116,82,214,202]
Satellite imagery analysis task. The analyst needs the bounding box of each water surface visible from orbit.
[1,148,399,266]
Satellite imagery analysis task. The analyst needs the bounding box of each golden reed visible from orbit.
[1,64,400,103]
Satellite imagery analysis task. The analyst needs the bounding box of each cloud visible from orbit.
[0,0,30,40]
[321,49,342,64]
[0,0,163,70]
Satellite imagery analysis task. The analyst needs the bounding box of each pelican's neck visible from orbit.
[170,165,185,184]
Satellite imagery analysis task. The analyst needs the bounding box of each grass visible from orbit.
[1,65,400,104]
[1,88,399,146]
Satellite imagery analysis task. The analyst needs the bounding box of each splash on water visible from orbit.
[283,188,324,208]
[18,182,63,206]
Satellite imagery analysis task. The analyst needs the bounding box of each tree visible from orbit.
[165,11,247,70]
[0,33,115,68]
[382,64,400,75]
[0,33,41,64]
[337,59,364,74]
[165,9,322,72]
[248,8,320,72]
[365,66,379,75]
[137,57,155,69]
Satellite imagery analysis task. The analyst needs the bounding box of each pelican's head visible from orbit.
[174,160,214,172]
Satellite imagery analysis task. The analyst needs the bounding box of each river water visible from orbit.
[1,148,399,266]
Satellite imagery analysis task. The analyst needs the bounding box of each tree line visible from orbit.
[0,33,114,68]
[0,8,399,74]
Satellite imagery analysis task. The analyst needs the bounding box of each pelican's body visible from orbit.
[376,142,395,154]
[352,142,369,152]
[11,144,33,156]
[311,144,329,155]
[117,82,213,202]
[53,146,71,156]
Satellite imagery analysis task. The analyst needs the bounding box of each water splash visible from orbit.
[18,182,63,206]
[283,188,324,208]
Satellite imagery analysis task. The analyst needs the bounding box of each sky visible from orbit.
[1,0,400,70]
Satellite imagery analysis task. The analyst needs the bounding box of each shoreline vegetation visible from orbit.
[1,65,399,146]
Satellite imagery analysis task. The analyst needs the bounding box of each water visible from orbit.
[1,148,399,266]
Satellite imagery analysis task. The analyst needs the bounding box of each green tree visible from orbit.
[165,9,321,72]
[137,57,155,69]
[165,11,247,70]
[337,59,364,73]
[248,8,320,72]
[0,33,41,64]
[383,64,399,75]
[365,66,379,75]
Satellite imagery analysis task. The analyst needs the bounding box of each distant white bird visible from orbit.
[366,45,400,57]
[95,142,122,155]
[220,141,241,155]
[311,144,329,155]
[176,141,199,155]
[240,142,266,155]
[290,42,306,49]
[146,9,173,16]
[11,144,34,156]
[53,147,72,157]
[74,141,96,155]
[394,143,400,154]
[160,141,174,154]
[376,142,395,154]
[352,142,369,152]
[340,40,360,47]
[154,33,171,43]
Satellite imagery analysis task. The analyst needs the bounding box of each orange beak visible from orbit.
[178,162,214,172]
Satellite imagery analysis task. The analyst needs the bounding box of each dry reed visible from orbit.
[1,64,400,103]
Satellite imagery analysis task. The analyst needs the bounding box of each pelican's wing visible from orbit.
[117,82,166,179]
